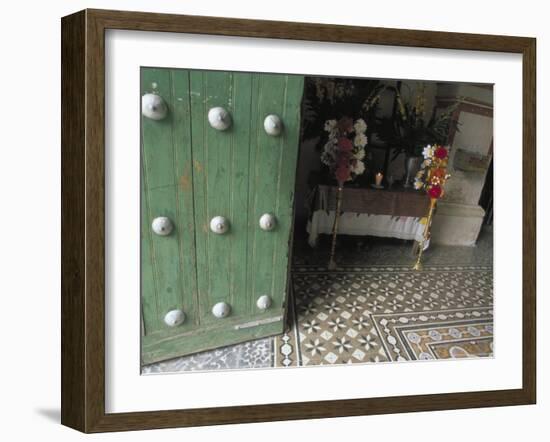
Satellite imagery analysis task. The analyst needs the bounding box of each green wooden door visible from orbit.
[140,67,304,364]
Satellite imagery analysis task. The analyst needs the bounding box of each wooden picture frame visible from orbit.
[61,8,536,433]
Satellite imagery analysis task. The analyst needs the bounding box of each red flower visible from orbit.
[338,137,353,152]
[428,184,442,199]
[432,167,446,179]
[337,116,354,133]
[337,152,350,165]
[434,146,448,159]
[335,164,351,183]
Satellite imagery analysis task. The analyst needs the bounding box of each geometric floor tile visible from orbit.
[274,265,493,367]
[373,308,493,361]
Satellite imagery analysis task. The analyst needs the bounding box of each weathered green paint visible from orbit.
[141,67,304,364]
[140,169,158,333]
[140,68,198,336]
[142,315,285,365]
[189,70,255,324]
[247,74,304,318]
[171,69,200,329]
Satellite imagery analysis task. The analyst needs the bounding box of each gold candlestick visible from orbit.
[413,197,437,271]
[328,185,344,270]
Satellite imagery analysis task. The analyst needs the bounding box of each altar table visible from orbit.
[306,185,431,248]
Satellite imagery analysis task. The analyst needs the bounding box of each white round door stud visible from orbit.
[141,93,168,120]
[151,216,174,236]
[210,216,229,234]
[259,213,277,231]
[164,309,185,327]
[263,114,283,136]
[212,302,231,319]
[256,295,272,311]
[208,107,232,131]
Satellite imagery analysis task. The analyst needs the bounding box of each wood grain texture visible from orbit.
[140,68,199,337]
[88,8,533,53]
[247,74,304,315]
[141,69,185,333]
[190,70,253,323]
[141,69,302,363]
[61,8,537,433]
[522,38,536,403]
[142,315,284,364]
[61,9,86,431]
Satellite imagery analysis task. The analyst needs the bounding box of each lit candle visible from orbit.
[375,172,383,186]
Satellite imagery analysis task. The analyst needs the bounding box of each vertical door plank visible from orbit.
[190,70,253,324]
[140,166,159,334]
[141,68,188,334]
[248,73,284,314]
[171,69,199,328]
[145,186,184,326]
[270,75,304,312]
[204,71,232,323]
[188,71,210,323]
[227,72,253,318]
[247,74,304,315]
[246,73,263,315]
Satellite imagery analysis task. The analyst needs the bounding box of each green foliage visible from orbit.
[376,84,459,159]
[300,76,384,141]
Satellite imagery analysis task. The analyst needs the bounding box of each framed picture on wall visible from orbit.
[61,9,536,433]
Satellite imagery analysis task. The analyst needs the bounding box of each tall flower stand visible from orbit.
[413,197,437,271]
[411,144,451,270]
[328,184,344,270]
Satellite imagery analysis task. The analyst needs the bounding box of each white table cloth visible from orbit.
[307,210,427,248]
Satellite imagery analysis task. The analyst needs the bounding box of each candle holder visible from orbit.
[371,172,384,189]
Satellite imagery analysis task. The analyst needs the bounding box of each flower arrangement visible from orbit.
[414,144,451,199]
[320,116,368,184]
[300,77,384,141]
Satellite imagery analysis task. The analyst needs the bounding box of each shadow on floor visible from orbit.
[35,408,60,423]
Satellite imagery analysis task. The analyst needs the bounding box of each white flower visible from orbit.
[324,119,337,132]
[415,170,424,179]
[354,148,365,160]
[422,159,431,168]
[422,145,434,159]
[354,133,368,148]
[323,139,337,155]
[327,129,339,141]
[320,151,333,166]
[354,118,367,134]
[414,179,424,190]
[351,160,365,176]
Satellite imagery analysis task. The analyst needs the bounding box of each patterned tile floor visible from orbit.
[142,228,493,374]
[274,265,493,367]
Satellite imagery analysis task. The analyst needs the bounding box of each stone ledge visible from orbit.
[431,202,485,246]
[436,201,486,218]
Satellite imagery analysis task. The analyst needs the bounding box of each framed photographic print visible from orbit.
[61,8,536,433]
